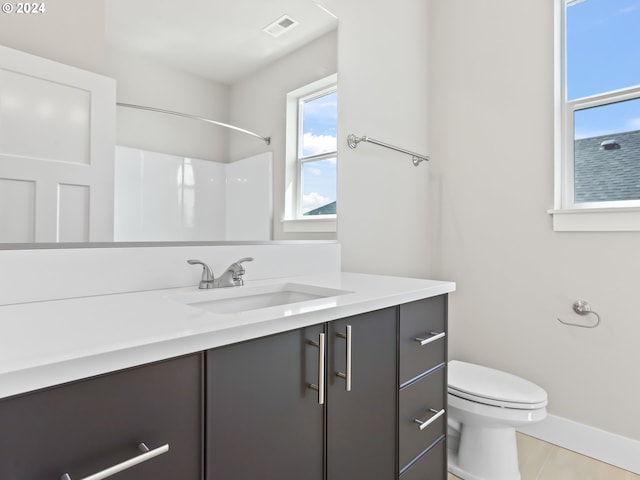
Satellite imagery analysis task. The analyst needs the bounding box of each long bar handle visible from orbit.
[413,409,446,431]
[60,443,169,480]
[307,333,326,405]
[336,325,352,391]
[415,331,446,346]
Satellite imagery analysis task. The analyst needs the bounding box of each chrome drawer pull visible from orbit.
[307,333,326,405]
[60,442,169,480]
[415,331,446,346]
[413,408,445,431]
[336,325,352,391]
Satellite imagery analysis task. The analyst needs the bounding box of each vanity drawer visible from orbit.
[0,354,203,480]
[400,437,446,480]
[399,296,447,385]
[399,365,446,470]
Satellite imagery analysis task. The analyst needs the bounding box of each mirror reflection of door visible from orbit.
[0,46,115,243]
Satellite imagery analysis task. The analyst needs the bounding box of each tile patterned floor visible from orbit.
[447,433,640,480]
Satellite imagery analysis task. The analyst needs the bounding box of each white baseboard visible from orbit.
[518,414,640,474]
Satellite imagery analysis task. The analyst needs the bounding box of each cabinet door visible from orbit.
[327,308,397,480]
[0,354,203,480]
[206,325,324,480]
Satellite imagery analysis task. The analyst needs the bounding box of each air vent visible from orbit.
[263,15,299,37]
[600,139,620,150]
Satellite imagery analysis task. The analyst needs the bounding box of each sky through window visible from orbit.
[300,90,337,214]
[568,0,640,138]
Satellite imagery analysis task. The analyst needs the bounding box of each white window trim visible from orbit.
[282,216,336,233]
[283,74,337,233]
[549,0,640,231]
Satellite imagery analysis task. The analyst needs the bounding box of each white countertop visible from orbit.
[0,272,455,399]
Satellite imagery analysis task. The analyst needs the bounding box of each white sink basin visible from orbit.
[167,283,351,314]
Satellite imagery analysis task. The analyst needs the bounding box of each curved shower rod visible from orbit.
[116,102,271,145]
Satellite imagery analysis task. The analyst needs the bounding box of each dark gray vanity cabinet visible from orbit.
[206,307,398,480]
[0,354,203,480]
[398,296,448,479]
[0,294,448,480]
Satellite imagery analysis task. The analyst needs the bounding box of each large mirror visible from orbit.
[0,0,338,247]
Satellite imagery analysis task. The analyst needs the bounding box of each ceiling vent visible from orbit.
[263,15,299,37]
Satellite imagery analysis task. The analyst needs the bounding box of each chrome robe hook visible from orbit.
[557,300,601,328]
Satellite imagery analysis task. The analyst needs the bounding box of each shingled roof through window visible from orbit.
[304,201,336,216]
[574,129,640,203]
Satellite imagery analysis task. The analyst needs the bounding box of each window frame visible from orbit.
[283,74,337,233]
[551,0,640,231]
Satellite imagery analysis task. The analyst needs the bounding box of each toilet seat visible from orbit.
[448,360,548,410]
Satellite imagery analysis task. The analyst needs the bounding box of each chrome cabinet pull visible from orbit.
[60,442,169,480]
[415,331,446,346]
[336,325,352,391]
[307,333,326,405]
[413,408,446,431]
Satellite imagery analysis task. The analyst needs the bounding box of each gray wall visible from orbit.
[332,0,432,279]
[428,0,640,441]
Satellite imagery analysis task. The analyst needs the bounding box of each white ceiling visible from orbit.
[104,0,337,85]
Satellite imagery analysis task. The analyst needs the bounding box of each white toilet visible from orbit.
[447,360,548,480]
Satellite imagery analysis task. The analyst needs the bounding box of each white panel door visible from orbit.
[0,45,115,243]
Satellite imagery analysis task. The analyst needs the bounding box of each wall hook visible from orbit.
[557,300,601,328]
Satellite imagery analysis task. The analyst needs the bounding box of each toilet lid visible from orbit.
[448,360,548,410]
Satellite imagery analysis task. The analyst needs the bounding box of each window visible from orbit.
[552,0,640,231]
[284,75,337,232]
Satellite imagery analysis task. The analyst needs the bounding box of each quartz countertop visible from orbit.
[0,272,455,399]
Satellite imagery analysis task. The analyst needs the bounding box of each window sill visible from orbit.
[548,207,640,232]
[282,217,337,233]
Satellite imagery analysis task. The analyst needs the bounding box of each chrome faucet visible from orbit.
[187,257,254,289]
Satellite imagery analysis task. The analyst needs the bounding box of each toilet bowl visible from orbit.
[447,360,548,480]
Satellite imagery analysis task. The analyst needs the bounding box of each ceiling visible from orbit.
[104,0,337,85]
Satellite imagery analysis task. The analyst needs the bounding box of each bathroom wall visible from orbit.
[104,47,230,163]
[327,0,433,278]
[0,0,105,74]
[229,30,337,241]
[427,0,640,445]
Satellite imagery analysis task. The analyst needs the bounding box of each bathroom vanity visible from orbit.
[0,273,453,479]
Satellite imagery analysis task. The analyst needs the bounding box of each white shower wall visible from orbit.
[226,153,273,240]
[114,146,272,241]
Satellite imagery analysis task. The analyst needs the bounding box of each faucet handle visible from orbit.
[187,259,215,289]
[230,257,254,284]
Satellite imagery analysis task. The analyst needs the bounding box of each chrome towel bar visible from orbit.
[347,134,429,166]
